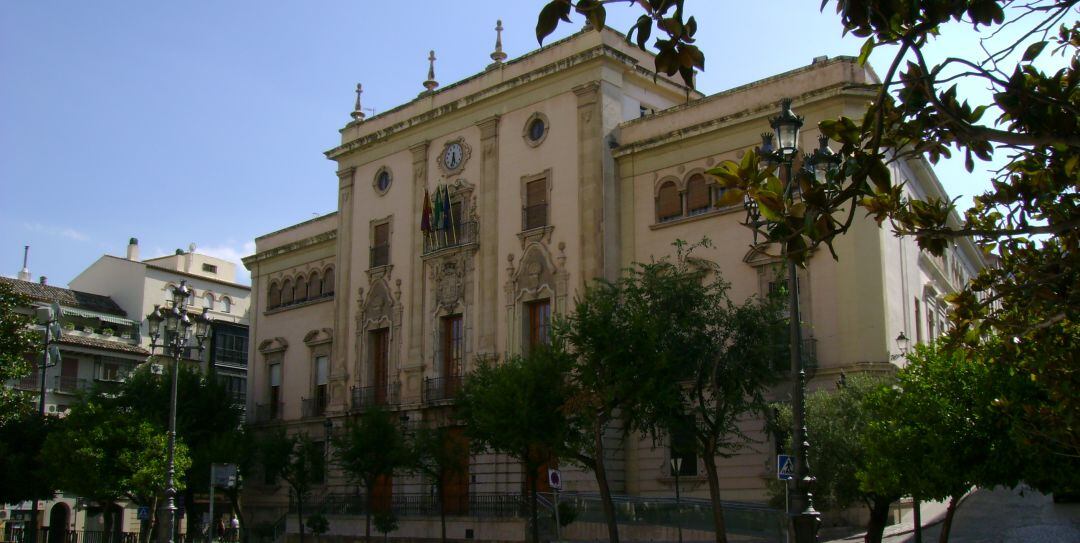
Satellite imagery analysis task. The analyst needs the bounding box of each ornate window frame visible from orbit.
[522,111,550,148]
[373,166,393,196]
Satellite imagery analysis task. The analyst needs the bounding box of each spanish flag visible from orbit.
[421,187,433,233]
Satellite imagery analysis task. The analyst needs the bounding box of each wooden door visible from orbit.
[370,329,389,403]
[440,427,470,515]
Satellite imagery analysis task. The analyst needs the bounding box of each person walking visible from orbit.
[228,516,239,542]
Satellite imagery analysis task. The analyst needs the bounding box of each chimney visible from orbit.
[17,246,31,281]
[39,276,47,286]
[185,243,196,272]
[127,238,140,261]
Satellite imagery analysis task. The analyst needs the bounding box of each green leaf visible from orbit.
[857,37,875,66]
[1022,41,1047,62]
[716,188,745,207]
[536,1,564,45]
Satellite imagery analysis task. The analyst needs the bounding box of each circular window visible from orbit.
[373,167,392,195]
[522,112,550,147]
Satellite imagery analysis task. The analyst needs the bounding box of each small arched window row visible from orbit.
[266,266,336,310]
[654,172,739,224]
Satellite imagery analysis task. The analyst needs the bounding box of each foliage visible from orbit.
[455,348,580,543]
[557,502,578,527]
[773,374,898,543]
[42,397,191,505]
[0,282,36,424]
[409,425,470,543]
[333,408,411,543]
[0,414,55,505]
[305,514,328,536]
[372,511,398,536]
[861,343,1030,541]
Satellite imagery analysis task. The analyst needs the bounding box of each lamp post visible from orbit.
[146,280,212,543]
[670,458,683,543]
[743,99,840,543]
[29,304,63,543]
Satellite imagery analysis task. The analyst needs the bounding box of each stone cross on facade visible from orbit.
[423,50,439,92]
[351,83,365,121]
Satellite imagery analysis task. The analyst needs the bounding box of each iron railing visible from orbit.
[423,220,478,255]
[254,402,284,423]
[350,382,401,410]
[369,245,390,268]
[423,375,463,404]
[3,529,140,543]
[10,374,39,390]
[301,395,327,418]
[312,492,524,518]
[54,375,88,394]
[522,203,548,231]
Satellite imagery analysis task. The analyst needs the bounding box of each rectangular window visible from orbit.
[202,263,218,274]
[314,355,328,414]
[269,362,281,418]
[914,298,923,344]
[526,299,552,350]
[371,223,390,268]
[669,418,698,477]
[96,358,131,382]
[369,328,390,404]
[311,441,326,484]
[523,178,548,230]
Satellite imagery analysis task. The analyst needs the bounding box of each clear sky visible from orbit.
[1,1,998,287]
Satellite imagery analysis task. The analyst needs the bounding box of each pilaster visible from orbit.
[475,115,500,356]
[405,142,429,398]
[329,166,355,413]
[574,81,605,282]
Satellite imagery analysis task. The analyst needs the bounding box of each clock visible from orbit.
[438,138,470,175]
[443,142,463,170]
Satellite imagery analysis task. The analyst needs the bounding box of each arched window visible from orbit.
[322,267,335,296]
[268,282,281,309]
[281,279,294,305]
[220,296,231,313]
[657,181,682,222]
[203,293,215,311]
[308,272,321,299]
[685,174,710,216]
[295,274,309,302]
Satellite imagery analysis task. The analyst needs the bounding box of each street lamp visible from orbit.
[743,98,839,543]
[146,280,212,543]
[670,458,683,543]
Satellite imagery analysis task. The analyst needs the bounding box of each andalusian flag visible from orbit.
[432,185,444,231]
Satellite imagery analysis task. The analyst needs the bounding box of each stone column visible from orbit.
[329,166,356,413]
[404,142,429,399]
[475,115,500,356]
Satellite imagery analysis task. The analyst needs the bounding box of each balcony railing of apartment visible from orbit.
[422,375,463,405]
[350,382,401,410]
[369,244,390,268]
[301,395,328,418]
[54,375,89,394]
[10,374,39,391]
[422,220,478,255]
[254,402,284,423]
[522,204,548,231]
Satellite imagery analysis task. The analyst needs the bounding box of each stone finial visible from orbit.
[423,50,439,92]
[490,19,507,65]
[351,83,365,121]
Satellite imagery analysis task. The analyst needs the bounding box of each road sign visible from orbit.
[137,507,150,520]
[777,455,795,481]
[547,468,562,491]
[212,464,238,488]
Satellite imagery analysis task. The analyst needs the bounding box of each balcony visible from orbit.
[422,220,478,255]
[350,382,401,410]
[369,244,390,268]
[423,375,463,405]
[254,402,284,423]
[10,374,39,391]
[302,395,328,418]
[54,376,89,394]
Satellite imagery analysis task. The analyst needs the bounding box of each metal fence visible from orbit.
[423,220,478,255]
[422,375,462,405]
[2,529,140,543]
[309,492,525,519]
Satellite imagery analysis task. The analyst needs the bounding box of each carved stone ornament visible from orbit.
[433,259,465,311]
[303,327,334,346]
[258,337,288,354]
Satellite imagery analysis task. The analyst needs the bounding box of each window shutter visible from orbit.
[374,223,389,246]
[526,179,547,206]
[686,175,710,213]
[270,363,281,387]
[657,182,681,220]
[315,356,328,385]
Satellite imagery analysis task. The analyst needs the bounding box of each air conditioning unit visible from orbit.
[47,405,56,413]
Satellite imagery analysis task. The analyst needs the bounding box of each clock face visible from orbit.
[443,143,463,170]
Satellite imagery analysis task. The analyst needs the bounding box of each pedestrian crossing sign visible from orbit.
[777,455,795,480]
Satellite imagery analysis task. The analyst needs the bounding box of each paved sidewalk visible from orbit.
[824,486,1080,543]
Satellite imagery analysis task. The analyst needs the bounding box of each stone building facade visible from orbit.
[242,26,984,539]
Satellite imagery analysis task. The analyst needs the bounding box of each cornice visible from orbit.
[325,44,687,161]
[242,230,338,268]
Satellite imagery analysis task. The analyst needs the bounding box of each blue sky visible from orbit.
[1,1,1002,286]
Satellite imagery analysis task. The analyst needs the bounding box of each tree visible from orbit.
[332,409,411,543]
[204,427,259,543]
[258,430,322,543]
[409,425,470,543]
[455,349,582,543]
[42,397,191,542]
[0,281,36,425]
[0,414,55,506]
[535,0,1080,467]
[860,344,1028,543]
[773,374,899,543]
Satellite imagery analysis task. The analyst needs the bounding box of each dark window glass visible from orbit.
[376,170,391,192]
[523,179,548,230]
[528,118,545,141]
[526,299,552,349]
